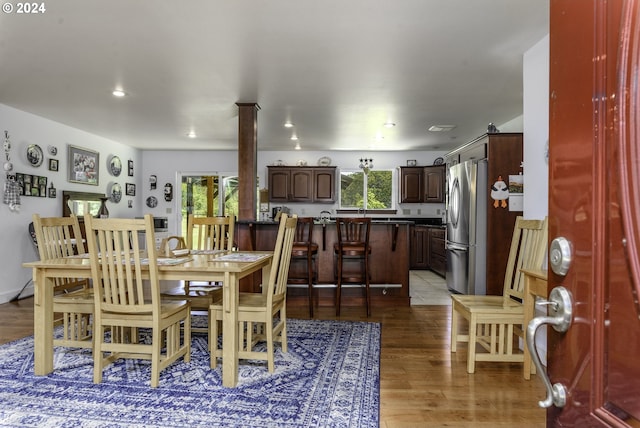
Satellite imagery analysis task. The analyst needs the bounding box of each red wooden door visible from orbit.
[546,0,640,425]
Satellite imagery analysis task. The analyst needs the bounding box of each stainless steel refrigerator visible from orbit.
[445,160,487,295]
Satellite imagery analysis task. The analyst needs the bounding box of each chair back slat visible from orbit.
[85,215,159,315]
[188,214,235,251]
[503,216,548,305]
[266,214,298,300]
[293,217,314,246]
[336,217,371,247]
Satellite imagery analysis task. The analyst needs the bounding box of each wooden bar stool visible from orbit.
[334,217,372,317]
[288,217,318,317]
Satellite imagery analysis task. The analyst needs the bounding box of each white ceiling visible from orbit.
[0,1,549,152]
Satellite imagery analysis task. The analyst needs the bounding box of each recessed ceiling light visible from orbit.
[284,122,294,128]
[112,89,126,97]
[290,134,298,141]
[383,122,396,128]
[428,125,456,132]
[294,143,301,150]
[187,131,197,138]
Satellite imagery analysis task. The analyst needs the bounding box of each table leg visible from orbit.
[33,268,54,375]
[221,271,239,387]
[523,285,534,380]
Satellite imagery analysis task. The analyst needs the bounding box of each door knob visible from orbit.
[526,286,573,408]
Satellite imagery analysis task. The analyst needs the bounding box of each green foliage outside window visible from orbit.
[340,170,392,209]
[180,175,239,238]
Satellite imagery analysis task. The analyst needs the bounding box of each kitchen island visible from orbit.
[235,219,411,310]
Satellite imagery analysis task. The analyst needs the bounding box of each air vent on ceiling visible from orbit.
[428,125,456,132]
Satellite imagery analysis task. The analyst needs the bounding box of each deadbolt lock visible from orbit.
[550,237,572,276]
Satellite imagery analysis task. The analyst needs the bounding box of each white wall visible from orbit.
[0,104,141,303]
[523,35,550,219]
[522,35,550,365]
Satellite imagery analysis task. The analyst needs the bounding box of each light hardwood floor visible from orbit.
[0,294,546,427]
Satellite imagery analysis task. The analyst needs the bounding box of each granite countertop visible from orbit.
[237,217,444,226]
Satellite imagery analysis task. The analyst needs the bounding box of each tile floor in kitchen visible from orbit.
[409,270,452,305]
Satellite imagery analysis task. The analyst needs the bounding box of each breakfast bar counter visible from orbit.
[236,219,411,309]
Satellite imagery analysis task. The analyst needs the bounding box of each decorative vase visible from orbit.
[97,197,109,218]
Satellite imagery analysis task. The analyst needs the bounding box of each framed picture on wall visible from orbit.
[48,158,58,172]
[128,160,134,176]
[68,145,99,185]
[125,183,136,196]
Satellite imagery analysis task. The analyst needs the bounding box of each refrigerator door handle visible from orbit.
[449,177,461,228]
[446,243,468,252]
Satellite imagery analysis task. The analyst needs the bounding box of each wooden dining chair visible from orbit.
[209,213,298,373]
[162,214,235,332]
[450,216,548,373]
[288,217,319,317]
[84,214,191,388]
[32,214,93,349]
[334,217,372,316]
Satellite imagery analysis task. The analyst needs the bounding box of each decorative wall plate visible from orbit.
[317,156,331,166]
[109,155,122,176]
[47,145,57,156]
[146,196,158,208]
[109,182,122,203]
[26,144,43,167]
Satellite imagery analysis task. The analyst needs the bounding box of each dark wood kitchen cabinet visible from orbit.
[428,227,446,277]
[400,167,424,203]
[268,166,336,203]
[409,225,430,269]
[313,168,336,202]
[399,165,445,203]
[410,225,446,275]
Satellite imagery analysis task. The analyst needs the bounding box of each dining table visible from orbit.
[23,251,273,388]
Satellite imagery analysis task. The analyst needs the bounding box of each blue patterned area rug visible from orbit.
[0,319,380,428]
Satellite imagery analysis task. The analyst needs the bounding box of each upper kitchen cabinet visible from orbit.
[268,166,336,203]
[399,165,445,203]
[313,168,336,202]
[424,166,445,202]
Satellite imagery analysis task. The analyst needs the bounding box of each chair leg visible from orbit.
[335,254,342,316]
[150,327,161,388]
[307,253,314,318]
[467,314,477,374]
[93,324,104,385]
[365,255,371,317]
[210,309,219,369]
[266,318,275,373]
[450,304,458,353]
[280,306,288,353]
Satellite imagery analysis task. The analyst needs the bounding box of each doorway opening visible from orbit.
[178,173,238,240]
